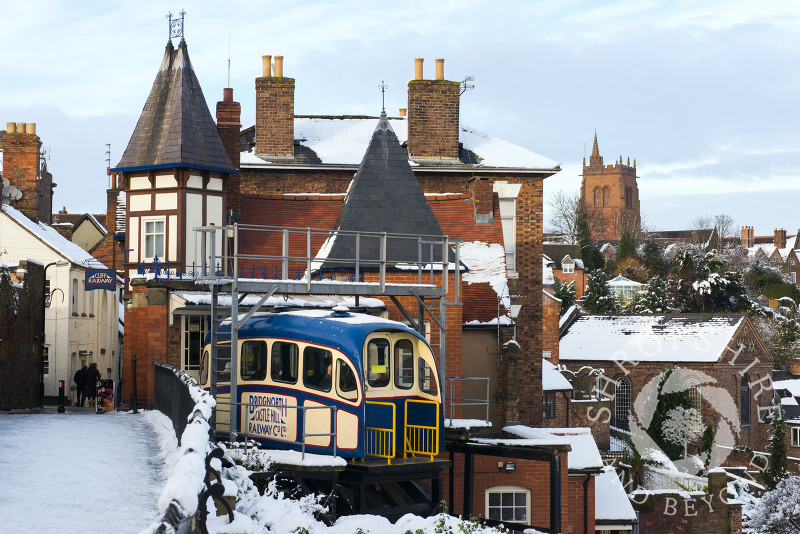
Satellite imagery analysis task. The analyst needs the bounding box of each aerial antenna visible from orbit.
[105,143,112,188]
[379,80,388,114]
[460,75,475,95]
[227,35,231,87]
[167,10,186,42]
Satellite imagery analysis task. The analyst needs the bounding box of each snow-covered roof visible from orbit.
[173,291,386,310]
[595,466,638,522]
[543,358,572,391]
[774,379,800,398]
[241,117,558,170]
[1,205,107,268]
[560,314,745,362]
[460,241,509,310]
[503,425,603,470]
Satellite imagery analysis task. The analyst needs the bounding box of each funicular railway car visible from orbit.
[200,307,443,462]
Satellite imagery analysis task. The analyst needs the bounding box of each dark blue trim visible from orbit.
[110,162,239,174]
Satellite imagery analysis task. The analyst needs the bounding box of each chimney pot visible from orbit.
[274,56,284,77]
[6,122,15,133]
[17,123,26,133]
[223,88,233,102]
[435,58,444,80]
[26,123,35,135]
[414,58,424,80]
[399,108,407,117]
[262,55,272,77]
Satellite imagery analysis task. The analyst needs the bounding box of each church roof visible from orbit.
[113,39,235,174]
[322,113,450,267]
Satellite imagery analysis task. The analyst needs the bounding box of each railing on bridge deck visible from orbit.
[153,361,197,444]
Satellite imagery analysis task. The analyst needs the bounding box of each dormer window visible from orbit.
[561,255,575,274]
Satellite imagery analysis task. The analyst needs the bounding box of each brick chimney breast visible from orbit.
[775,228,787,249]
[217,88,242,212]
[255,55,295,159]
[407,58,461,162]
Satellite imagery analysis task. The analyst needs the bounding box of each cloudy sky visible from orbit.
[2,1,799,235]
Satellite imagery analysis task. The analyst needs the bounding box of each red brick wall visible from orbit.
[571,399,611,450]
[255,77,294,158]
[122,285,169,408]
[1,129,47,223]
[443,451,571,531]
[407,79,460,160]
[554,268,587,298]
[0,260,44,410]
[633,472,742,534]
[543,291,560,362]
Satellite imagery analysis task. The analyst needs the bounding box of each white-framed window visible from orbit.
[143,218,166,261]
[486,486,530,523]
[562,263,574,274]
[792,426,800,447]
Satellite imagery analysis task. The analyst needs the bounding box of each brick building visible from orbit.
[0,259,44,410]
[559,313,773,457]
[0,122,54,225]
[579,134,640,242]
[741,226,800,286]
[543,243,587,298]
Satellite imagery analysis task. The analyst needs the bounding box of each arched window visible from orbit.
[593,187,602,208]
[615,377,631,429]
[688,380,701,432]
[602,186,611,207]
[741,375,751,425]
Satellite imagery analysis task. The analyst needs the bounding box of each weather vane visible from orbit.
[379,81,388,114]
[167,10,186,41]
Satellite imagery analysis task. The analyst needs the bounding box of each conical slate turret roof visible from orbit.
[323,113,450,267]
[113,39,235,173]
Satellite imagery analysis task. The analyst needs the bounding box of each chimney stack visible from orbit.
[407,57,460,161]
[775,228,787,249]
[255,54,295,159]
[1,120,44,222]
[217,87,242,212]
[740,226,755,249]
[398,108,407,117]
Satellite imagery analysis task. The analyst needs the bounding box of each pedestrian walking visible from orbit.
[85,363,101,407]
[73,365,88,407]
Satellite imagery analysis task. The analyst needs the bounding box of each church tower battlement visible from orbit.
[579,133,640,241]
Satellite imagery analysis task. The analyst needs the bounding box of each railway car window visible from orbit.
[271,342,299,384]
[241,340,269,381]
[367,339,390,388]
[304,347,333,392]
[337,360,358,401]
[200,350,209,385]
[394,340,414,389]
[418,357,438,396]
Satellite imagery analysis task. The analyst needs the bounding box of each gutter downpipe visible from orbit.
[583,474,590,534]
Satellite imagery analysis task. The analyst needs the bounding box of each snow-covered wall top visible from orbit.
[543,358,573,391]
[241,117,558,170]
[559,314,744,363]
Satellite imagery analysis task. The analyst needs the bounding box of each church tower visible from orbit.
[579,133,640,241]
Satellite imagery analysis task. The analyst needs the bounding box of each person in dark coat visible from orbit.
[84,363,101,407]
[73,365,88,406]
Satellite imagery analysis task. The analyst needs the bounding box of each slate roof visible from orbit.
[237,192,508,323]
[559,314,745,362]
[542,244,582,270]
[322,113,450,267]
[113,40,235,174]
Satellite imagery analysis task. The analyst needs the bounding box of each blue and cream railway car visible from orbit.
[200,307,443,460]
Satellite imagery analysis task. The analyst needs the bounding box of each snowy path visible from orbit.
[0,409,163,533]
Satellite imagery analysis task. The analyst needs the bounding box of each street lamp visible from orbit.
[42,260,69,407]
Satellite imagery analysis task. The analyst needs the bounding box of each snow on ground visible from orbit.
[0,409,164,533]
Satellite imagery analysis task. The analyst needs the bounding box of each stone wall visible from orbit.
[0,260,44,410]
